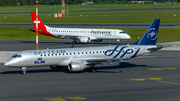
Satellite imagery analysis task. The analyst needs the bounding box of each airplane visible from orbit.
[4,19,163,75]
[30,11,130,44]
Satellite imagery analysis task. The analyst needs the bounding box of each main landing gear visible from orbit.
[20,67,26,75]
[72,40,77,44]
[89,66,97,73]
[117,39,121,44]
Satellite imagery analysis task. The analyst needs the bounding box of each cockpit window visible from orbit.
[12,55,22,58]
[119,31,126,34]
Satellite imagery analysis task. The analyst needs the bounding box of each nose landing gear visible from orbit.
[20,67,26,75]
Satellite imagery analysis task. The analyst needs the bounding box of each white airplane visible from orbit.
[4,19,163,75]
[30,11,130,44]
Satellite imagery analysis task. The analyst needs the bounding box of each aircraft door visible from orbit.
[27,51,33,64]
[113,31,117,37]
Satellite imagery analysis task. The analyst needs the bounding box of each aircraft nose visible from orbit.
[126,34,131,39]
[4,61,9,66]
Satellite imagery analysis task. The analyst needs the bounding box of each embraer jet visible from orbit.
[30,11,130,44]
[5,19,162,75]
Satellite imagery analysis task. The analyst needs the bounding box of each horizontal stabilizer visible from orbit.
[29,28,41,32]
[147,45,163,52]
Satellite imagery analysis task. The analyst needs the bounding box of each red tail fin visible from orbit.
[31,11,46,32]
[30,11,56,37]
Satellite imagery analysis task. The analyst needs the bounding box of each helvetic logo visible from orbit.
[147,28,157,40]
[34,57,45,64]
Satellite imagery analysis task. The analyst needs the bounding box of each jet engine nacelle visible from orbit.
[79,36,90,43]
[68,61,87,72]
[92,39,103,42]
[50,65,64,69]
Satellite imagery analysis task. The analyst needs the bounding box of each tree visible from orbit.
[159,0,165,3]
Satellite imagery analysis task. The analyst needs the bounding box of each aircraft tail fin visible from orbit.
[132,19,160,45]
[30,11,49,33]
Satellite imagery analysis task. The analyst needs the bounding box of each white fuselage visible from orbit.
[47,27,130,40]
[4,45,156,68]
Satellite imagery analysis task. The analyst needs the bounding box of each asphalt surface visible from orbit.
[0,39,180,101]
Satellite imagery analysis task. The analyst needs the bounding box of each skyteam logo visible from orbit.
[105,46,140,58]
[34,57,45,64]
[147,28,157,40]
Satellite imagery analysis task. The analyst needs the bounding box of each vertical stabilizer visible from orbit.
[30,11,55,37]
[132,19,160,45]
[31,11,47,31]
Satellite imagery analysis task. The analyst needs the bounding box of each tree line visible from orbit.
[0,0,179,6]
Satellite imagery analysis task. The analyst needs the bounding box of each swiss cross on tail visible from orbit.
[30,11,46,32]
[34,20,40,24]
[30,11,57,38]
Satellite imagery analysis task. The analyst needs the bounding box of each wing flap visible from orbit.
[83,58,128,64]
[54,34,79,39]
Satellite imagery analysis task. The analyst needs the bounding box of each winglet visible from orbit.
[132,19,160,45]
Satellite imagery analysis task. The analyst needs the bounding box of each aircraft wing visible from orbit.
[81,58,129,65]
[54,34,80,39]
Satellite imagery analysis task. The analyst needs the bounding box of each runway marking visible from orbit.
[45,97,65,101]
[131,78,180,85]
[147,67,177,70]
[45,96,86,101]
[146,78,162,81]
[65,97,86,100]
[157,81,180,85]
[130,78,146,81]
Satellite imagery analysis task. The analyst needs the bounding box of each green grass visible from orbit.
[0,9,180,23]
[0,4,180,41]
[0,26,180,41]
[0,4,180,12]
[0,4,180,23]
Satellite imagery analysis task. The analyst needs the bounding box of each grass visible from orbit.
[0,9,180,23]
[0,4,180,12]
[0,26,180,41]
[0,4,180,23]
[0,4,180,41]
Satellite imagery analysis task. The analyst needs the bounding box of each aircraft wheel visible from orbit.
[90,67,97,73]
[72,41,77,44]
[21,67,26,75]
[22,71,26,75]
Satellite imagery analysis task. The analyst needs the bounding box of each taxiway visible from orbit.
[0,39,180,101]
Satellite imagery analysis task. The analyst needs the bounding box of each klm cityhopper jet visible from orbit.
[30,11,130,44]
[4,19,163,75]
